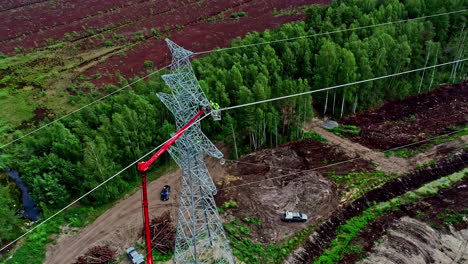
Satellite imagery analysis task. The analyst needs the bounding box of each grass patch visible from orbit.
[0,89,35,127]
[225,220,315,264]
[230,12,248,19]
[272,6,305,16]
[385,126,468,159]
[436,208,468,227]
[327,125,360,138]
[329,171,397,200]
[0,43,128,128]
[0,204,114,264]
[304,131,327,142]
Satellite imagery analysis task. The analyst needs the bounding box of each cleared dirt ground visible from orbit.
[342,81,468,150]
[215,139,373,244]
[343,179,468,264]
[44,151,230,264]
[45,169,181,264]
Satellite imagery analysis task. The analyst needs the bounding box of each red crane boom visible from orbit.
[137,109,205,264]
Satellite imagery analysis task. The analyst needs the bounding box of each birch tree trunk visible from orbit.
[429,52,438,91]
[231,123,238,159]
[332,92,336,114]
[340,94,345,118]
[323,91,329,115]
[418,51,431,93]
[353,94,358,114]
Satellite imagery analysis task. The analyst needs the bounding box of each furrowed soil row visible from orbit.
[215,138,373,244]
[0,0,47,13]
[285,150,468,264]
[340,179,468,264]
[0,0,198,53]
[85,0,329,86]
[0,0,143,42]
[342,82,468,150]
[75,0,251,52]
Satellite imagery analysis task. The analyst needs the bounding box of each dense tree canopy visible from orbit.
[0,0,466,249]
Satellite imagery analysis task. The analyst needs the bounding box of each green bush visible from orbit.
[103,40,114,47]
[304,131,327,142]
[239,226,251,235]
[144,61,154,69]
[222,200,238,209]
[82,82,95,90]
[230,12,248,19]
[328,125,360,137]
[151,28,160,39]
[243,217,262,225]
[63,33,73,41]
[14,46,24,53]
[112,33,125,40]
[153,250,173,261]
[134,32,144,39]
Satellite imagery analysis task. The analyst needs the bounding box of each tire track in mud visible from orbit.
[0,0,47,13]
[285,150,468,264]
[310,126,410,174]
[351,180,468,264]
[0,0,188,47]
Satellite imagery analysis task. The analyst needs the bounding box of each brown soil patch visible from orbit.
[44,169,181,264]
[342,82,468,150]
[285,151,468,264]
[44,148,228,264]
[215,138,372,244]
[341,179,468,264]
[309,126,409,174]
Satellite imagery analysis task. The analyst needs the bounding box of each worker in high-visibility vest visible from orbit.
[210,100,220,110]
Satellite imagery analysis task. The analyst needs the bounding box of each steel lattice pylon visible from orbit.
[158,39,234,264]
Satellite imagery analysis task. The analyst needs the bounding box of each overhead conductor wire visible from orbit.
[1,8,466,252]
[195,9,468,54]
[1,59,466,253]
[219,59,468,111]
[0,113,210,253]
[219,129,466,191]
[0,8,466,149]
[0,65,172,149]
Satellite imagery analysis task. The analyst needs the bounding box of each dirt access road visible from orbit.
[45,169,181,264]
[45,155,228,264]
[307,122,468,175]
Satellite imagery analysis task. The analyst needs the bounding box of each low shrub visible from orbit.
[230,12,248,19]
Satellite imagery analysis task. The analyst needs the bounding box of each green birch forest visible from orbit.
[0,0,466,249]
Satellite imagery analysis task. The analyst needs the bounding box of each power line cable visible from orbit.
[195,9,468,55]
[0,113,210,253]
[0,65,172,150]
[1,7,466,248]
[1,9,464,149]
[2,59,465,251]
[2,86,464,253]
[218,129,465,191]
[220,58,468,111]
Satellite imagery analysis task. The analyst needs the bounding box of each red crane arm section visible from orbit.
[137,109,205,172]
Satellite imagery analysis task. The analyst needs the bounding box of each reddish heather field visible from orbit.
[84,0,331,85]
[0,0,197,52]
[0,0,45,12]
[0,0,331,86]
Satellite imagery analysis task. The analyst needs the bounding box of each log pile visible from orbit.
[74,245,116,264]
[148,212,175,254]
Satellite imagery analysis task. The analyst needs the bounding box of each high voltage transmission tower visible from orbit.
[157,39,234,264]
